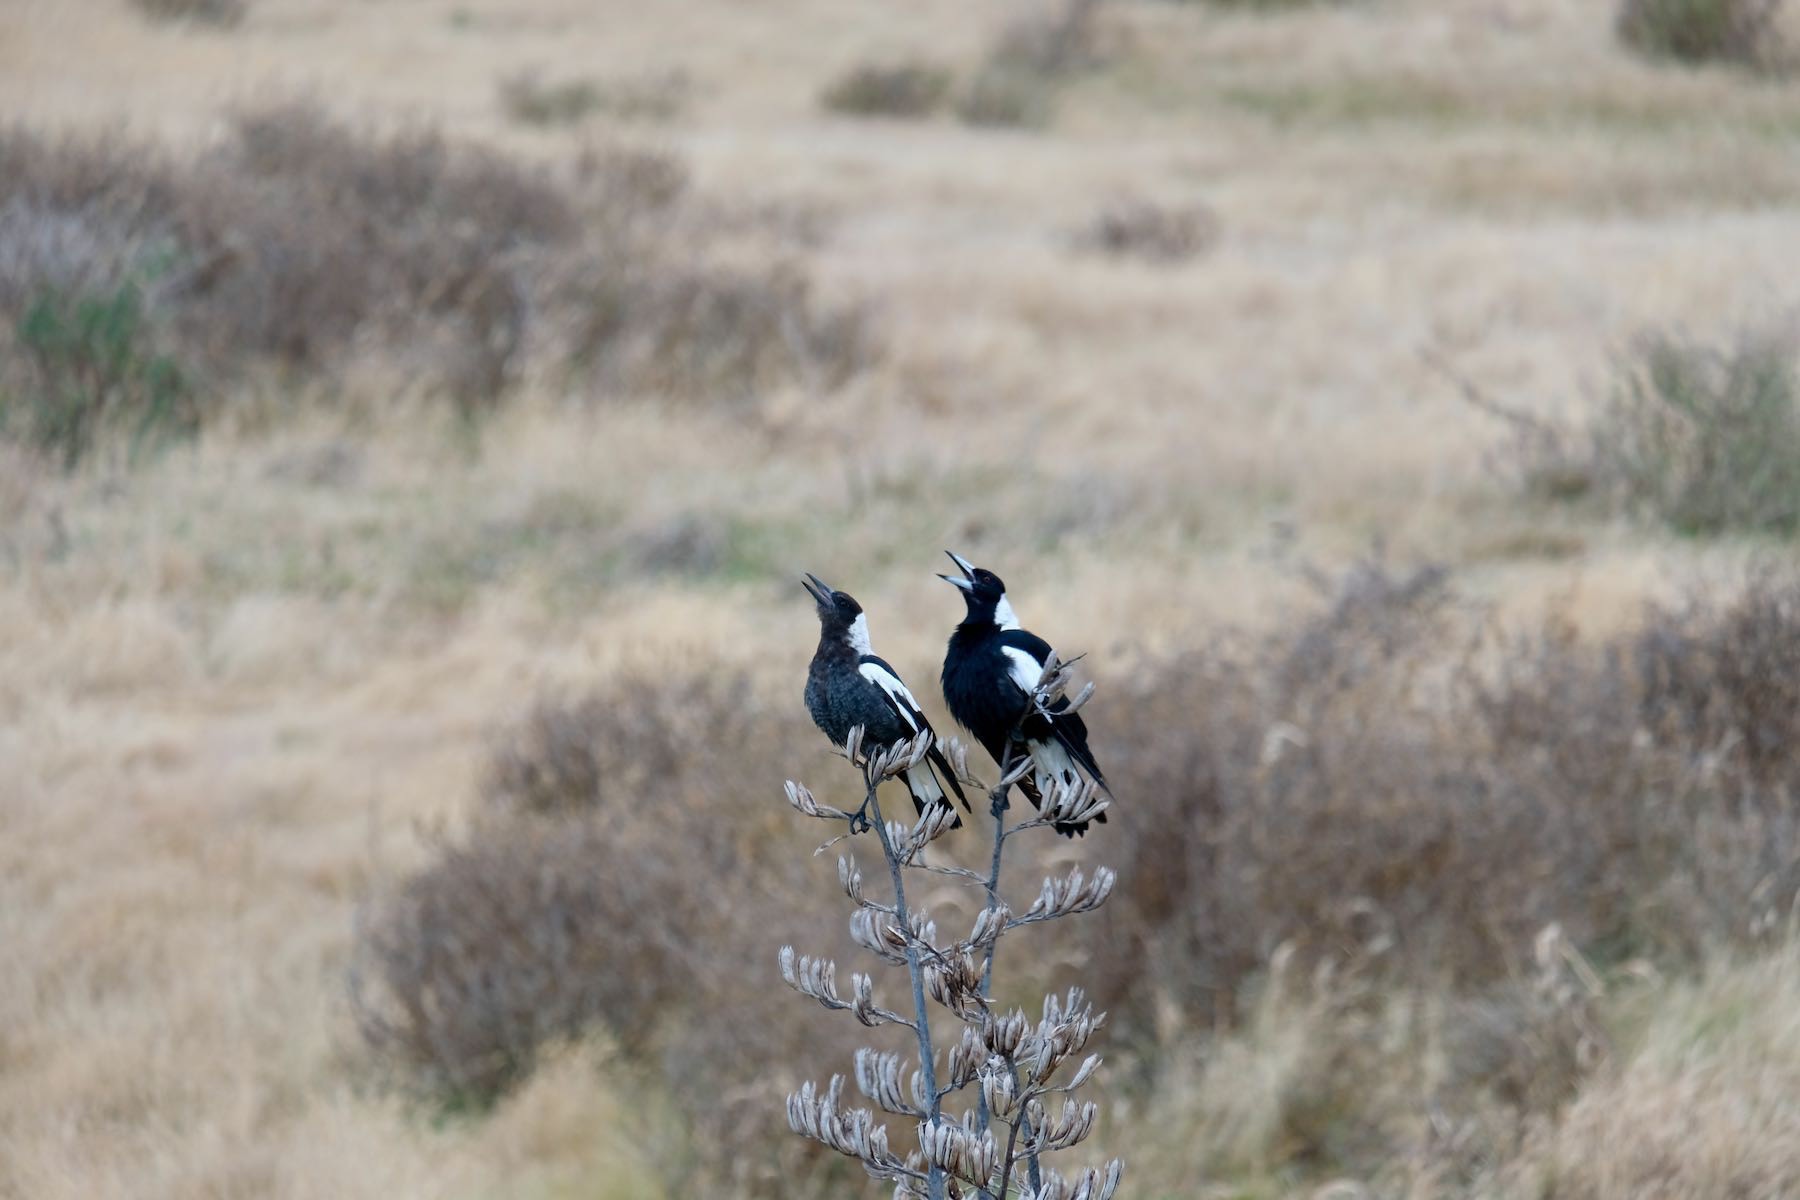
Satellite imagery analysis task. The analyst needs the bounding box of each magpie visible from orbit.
[938,552,1109,837]
[802,573,970,832]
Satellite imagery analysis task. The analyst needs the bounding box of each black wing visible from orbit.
[859,654,971,812]
[997,631,1108,793]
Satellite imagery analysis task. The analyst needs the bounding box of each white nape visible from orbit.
[847,613,872,654]
[994,595,1020,631]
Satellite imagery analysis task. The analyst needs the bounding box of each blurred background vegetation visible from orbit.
[6,0,1800,1197]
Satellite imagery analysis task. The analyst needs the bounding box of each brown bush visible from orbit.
[0,105,874,463]
[1074,196,1218,264]
[353,673,876,1193]
[819,61,953,118]
[1084,559,1800,1041]
[1616,0,1786,69]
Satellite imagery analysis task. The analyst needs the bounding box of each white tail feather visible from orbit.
[1027,738,1078,791]
[907,768,945,805]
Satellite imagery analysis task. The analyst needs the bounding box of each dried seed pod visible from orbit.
[984,1009,1027,1057]
[1022,865,1117,924]
[855,1048,920,1117]
[1065,1053,1102,1091]
[786,780,822,817]
[850,909,909,964]
[979,1066,1017,1121]
[780,947,843,1005]
[908,801,960,853]
[969,902,1011,947]
[839,855,864,902]
[942,736,973,784]
[850,972,881,1027]
[1033,1098,1098,1152]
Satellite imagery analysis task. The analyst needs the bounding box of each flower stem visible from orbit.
[866,774,947,1200]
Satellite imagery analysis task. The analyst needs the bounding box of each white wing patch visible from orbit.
[1001,645,1047,694]
[859,660,922,730]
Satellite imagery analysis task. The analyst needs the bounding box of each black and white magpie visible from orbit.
[803,573,970,831]
[938,552,1109,837]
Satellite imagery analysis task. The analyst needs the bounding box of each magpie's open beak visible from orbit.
[937,550,976,593]
[801,572,834,605]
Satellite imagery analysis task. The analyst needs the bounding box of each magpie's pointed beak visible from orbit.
[801,573,834,606]
[938,550,976,592]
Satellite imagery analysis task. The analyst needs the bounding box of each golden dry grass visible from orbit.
[7,0,1800,1196]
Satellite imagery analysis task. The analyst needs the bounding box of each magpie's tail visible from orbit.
[1019,736,1108,838]
[901,765,964,829]
[927,742,972,812]
[1046,702,1109,794]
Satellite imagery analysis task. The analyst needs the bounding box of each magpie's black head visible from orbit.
[802,572,865,638]
[938,551,1009,622]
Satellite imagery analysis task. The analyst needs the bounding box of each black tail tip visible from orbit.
[1052,808,1108,838]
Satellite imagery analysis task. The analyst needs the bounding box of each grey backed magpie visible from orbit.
[803,573,969,831]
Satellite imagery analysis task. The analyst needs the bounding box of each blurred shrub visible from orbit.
[1085,559,1800,1033]
[1593,330,1800,534]
[1189,0,1333,9]
[990,0,1108,76]
[953,65,1058,128]
[1616,0,1786,68]
[354,675,869,1194]
[351,819,684,1105]
[5,279,194,467]
[1073,196,1218,264]
[1459,329,1800,535]
[819,61,952,118]
[559,256,872,406]
[498,72,608,127]
[499,68,689,127]
[130,0,245,27]
[0,104,872,464]
[955,0,1106,129]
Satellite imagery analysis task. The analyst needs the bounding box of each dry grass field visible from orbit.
[8,0,1800,1196]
